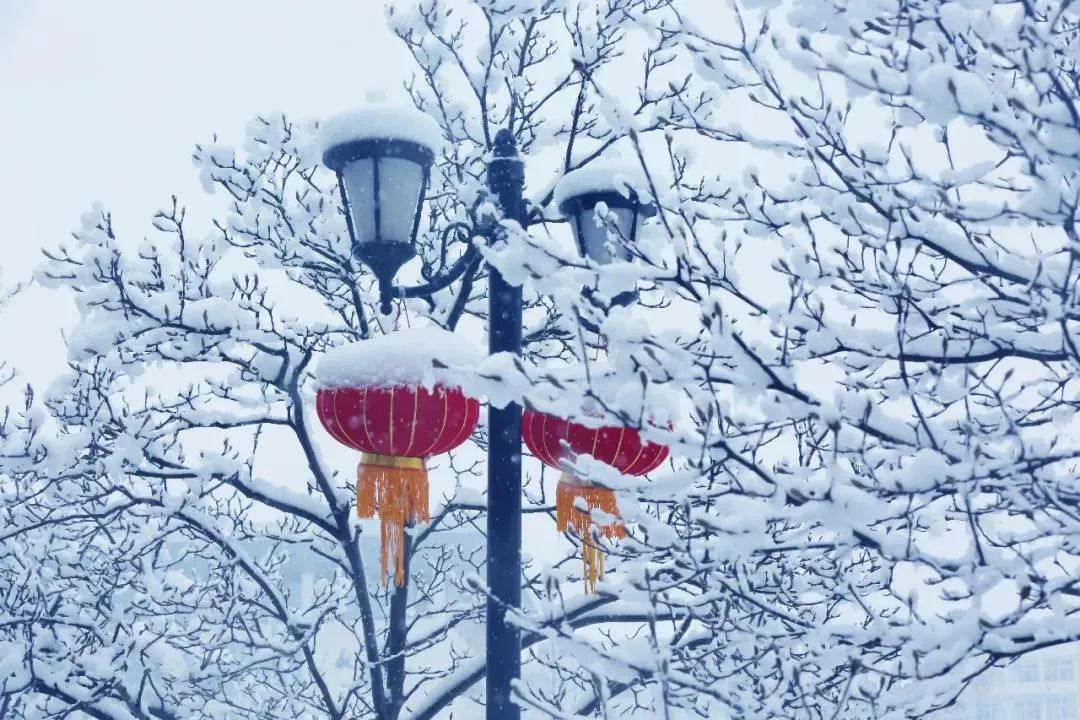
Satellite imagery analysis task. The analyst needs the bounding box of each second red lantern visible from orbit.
[522,409,668,592]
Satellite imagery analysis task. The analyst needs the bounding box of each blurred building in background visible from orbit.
[938,646,1078,720]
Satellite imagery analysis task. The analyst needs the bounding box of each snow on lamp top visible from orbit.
[319,104,444,160]
[552,159,651,214]
[316,326,481,390]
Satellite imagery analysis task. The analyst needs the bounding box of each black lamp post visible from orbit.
[322,106,654,720]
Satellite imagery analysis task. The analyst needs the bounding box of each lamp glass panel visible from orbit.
[578,205,635,263]
[377,157,425,244]
[341,158,377,243]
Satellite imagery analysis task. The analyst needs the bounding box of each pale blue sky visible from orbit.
[0,1,405,385]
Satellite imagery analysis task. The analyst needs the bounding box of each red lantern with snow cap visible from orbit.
[522,405,669,592]
[316,327,480,586]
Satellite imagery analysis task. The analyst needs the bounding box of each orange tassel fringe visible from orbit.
[357,453,429,588]
[556,473,625,593]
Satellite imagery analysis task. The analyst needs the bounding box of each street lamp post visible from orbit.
[321,106,654,720]
[484,128,525,719]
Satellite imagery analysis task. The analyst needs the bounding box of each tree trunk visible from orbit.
[384,535,412,719]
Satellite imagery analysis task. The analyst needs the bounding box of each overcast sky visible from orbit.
[0,1,405,385]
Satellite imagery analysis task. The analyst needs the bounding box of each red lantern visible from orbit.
[522,409,668,592]
[317,384,480,586]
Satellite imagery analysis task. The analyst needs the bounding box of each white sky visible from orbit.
[0,1,406,386]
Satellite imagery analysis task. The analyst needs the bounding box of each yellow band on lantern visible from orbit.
[361,453,425,471]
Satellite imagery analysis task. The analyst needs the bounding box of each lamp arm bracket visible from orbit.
[375,216,499,313]
[523,200,547,228]
[422,221,474,280]
[399,225,488,300]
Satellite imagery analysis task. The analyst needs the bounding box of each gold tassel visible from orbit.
[357,453,429,588]
[556,472,625,593]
